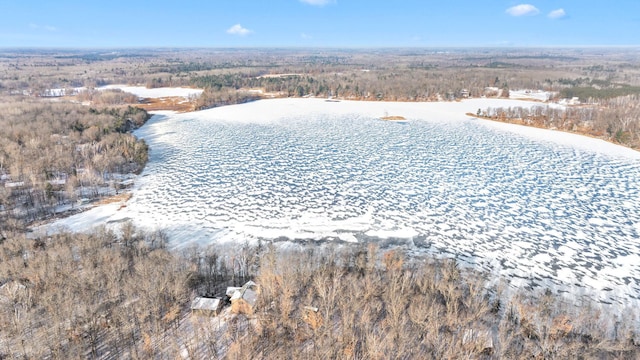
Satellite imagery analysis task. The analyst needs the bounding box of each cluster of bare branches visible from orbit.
[0,225,261,359]
[0,98,149,230]
[2,233,638,359]
[225,245,639,359]
[75,89,139,106]
[0,225,186,359]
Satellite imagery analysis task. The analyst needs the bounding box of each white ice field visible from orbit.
[47,98,640,306]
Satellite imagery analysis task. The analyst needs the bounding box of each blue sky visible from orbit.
[0,0,638,47]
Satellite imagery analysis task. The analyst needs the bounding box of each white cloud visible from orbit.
[548,8,567,19]
[299,0,335,6]
[226,24,252,36]
[301,33,312,39]
[506,4,540,17]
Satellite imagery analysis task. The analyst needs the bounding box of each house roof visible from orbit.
[230,281,258,307]
[226,287,242,297]
[190,297,221,311]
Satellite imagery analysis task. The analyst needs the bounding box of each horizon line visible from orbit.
[2,45,640,51]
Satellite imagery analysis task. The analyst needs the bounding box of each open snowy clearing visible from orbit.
[97,85,203,99]
[40,98,640,307]
[509,89,556,102]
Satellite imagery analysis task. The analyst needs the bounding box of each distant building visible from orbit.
[190,296,222,316]
[230,281,258,315]
[460,89,470,98]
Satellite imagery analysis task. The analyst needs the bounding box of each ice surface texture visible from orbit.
[67,99,640,305]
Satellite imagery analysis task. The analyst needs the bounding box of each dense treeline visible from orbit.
[189,69,529,104]
[0,98,150,229]
[480,94,640,148]
[1,230,638,359]
[560,86,640,102]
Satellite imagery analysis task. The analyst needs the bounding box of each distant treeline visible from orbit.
[560,86,640,102]
[188,69,521,107]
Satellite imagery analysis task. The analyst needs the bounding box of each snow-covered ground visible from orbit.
[509,89,556,102]
[41,87,86,97]
[97,85,203,99]
[41,98,640,307]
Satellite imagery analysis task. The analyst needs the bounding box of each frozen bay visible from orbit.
[50,98,640,306]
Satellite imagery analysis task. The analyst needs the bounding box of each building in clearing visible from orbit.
[230,281,258,315]
[190,296,222,316]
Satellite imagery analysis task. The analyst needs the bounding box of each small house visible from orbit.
[230,281,258,315]
[190,296,222,316]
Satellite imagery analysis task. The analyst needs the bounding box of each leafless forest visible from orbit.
[1,226,638,359]
[0,99,149,233]
[1,48,640,358]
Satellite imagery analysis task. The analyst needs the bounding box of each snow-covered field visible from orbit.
[509,89,556,102]
[97,85,203,99]
[43,98,640,306]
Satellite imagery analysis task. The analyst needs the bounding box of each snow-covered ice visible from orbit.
[44,98,640,306]
[97,85,203,99]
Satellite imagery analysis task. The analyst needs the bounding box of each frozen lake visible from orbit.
[49,98,640,306]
